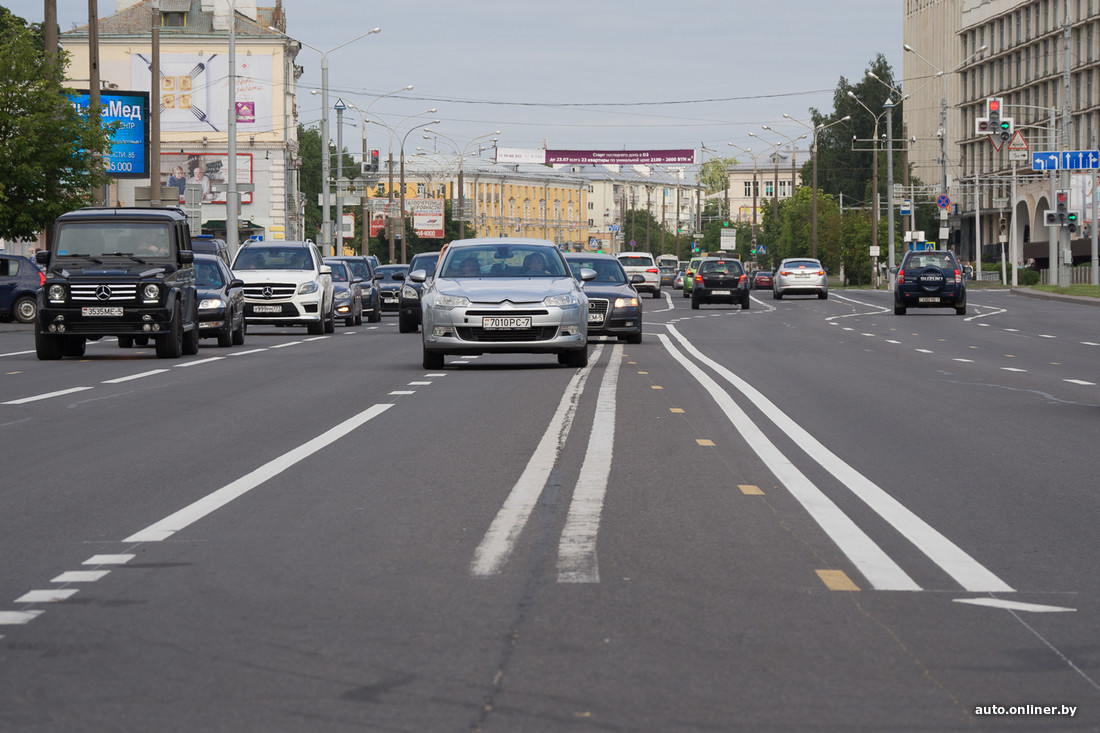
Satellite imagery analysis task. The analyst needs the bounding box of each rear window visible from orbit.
[617,255,655,268]
[904,253,957,270]
[782,260,821,270]
[699,260,743,274]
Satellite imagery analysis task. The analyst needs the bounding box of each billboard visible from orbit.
[545,149,696,165]
[407,198,445,238]
[495,147,547,164]
[130,52,274,133]
[160,152,253,205]
[69,90,149,178]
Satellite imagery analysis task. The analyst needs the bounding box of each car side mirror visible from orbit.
[229,278,244,289]
[394,271,406,281]
[319,265,331,275]
[579,268,597,282]
[179,250,194,264]
[407,269,427,283]
[351,276,363,284]
[630,274,646,284]
[889,266,899,275]
[35,251,49,266]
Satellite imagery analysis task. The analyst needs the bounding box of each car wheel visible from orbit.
[818,291,828,300]
[894,304,906,315]
[398,315,416,333]
[217,322,233,347]
[423,346,444,369]
[368,303,381,323]
[626,331,643,344]
[324,306,336,334]
[652,288,661,299]
[232,314,246,345]
[354,302,363,326]
[682,288,689,298]
[955,304,967,315]
[691,295,700,310]
[741,296,750,310]
[13,295,36,323]
[117,335,134,348]
[35,330,64,360]
[307,318,324,335]
[134,336,149,346]
[559,347,588,368]
[156,308,184,358]
[182,316,200,356]
[773,290,782,300]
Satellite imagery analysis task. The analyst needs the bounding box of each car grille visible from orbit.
[455,326,558,342]
[70,283,139,302]
[465,309,548,316]
[588,299,609,317]
[242,283,297,300]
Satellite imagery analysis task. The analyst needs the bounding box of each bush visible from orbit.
[1017,268,1040,286]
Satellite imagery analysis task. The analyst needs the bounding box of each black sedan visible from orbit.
[375,264,408,313]
[399,251,441,333]
[324,258,363,326]
[328,255,381,322]
[194,253,246,347]
[691,257,750,310]
[894,249,967,315]
[565,253,644,344]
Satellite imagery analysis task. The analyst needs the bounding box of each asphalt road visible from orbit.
[1,287,1097,732]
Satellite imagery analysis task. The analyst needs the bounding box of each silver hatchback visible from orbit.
[773,258,828,299]
[414,238,595,369]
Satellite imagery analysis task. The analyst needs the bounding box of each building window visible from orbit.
[764,181,774,197]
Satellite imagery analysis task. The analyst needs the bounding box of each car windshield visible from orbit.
[56,221,172,258]
[905,253,956,269]
[344,261,372,280]
[235,247,313,270]
[194,260,224,287]
[566,258,627,284]
[409,254,440,274]
[375,265,408,280]
[327,264,349,282]
[439,245,568,278]
[618,255,654,268]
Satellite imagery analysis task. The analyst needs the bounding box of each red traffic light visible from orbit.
[989,99,1000,112]
[1057,191,1068,203]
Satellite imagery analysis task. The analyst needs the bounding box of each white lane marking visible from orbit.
[953,358,974,363]
[123,403,393,543]
[954,598,1075,613]
[1004,328,1019,332]
[271,341,301,349]
[304,336,329,342]
[471,344,605,576]
[389,390,415,395]
[1039,334,1056,339]
[666,326,1013,593]
[1064,379,1096,386]
[174,357,225,367]
[101,369,170,384]
[229,348,267,356]
[558,344,623,583]
[84,554,134,565]
[825,293,890,319]
[2,387,94,405]
[16,589,79,603]
[52,571,110,583]
[424,373,446,377]
[1081,341,1100,346]
[885,339,901,344]
[916,349,934,354]
[1001,367,1027,372]
[658,333,919,591]
[0,350,35,358]
[408,381,432,386]
[964,304,1006,321]
[0,611,43,624]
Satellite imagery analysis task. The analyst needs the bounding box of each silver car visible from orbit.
[414,238,595,369]
[773,257,828,300]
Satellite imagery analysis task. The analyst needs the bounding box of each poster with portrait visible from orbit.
[160,152,253,204]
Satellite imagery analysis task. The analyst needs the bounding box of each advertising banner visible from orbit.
[160,152,253,205]
[69,90,149,178]
[130,52,273,133]
[545,149,696,165]
[494,147,547,165]
[407,198,445,238]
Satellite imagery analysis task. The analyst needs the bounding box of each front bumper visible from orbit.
[896,286,964,307]
[242,292,323,325]
[37,297,180,338]
[423,303,587,354]
[379,289,401,311]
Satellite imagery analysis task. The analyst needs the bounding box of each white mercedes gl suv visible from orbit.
[231,240,335,334]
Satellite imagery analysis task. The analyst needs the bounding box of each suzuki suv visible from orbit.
[893,249,967,315]
[231,240,335,334]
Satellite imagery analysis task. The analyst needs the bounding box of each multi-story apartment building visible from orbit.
[724,148,809,227]
[59,0,300,244]
[905,0,1100,281]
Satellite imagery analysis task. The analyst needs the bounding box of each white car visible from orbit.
[231,240,335,334]
[415,238,595,369]
[616,252,661,298]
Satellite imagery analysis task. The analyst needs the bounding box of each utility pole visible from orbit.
[387,151,395,263]
[149,0,161,207]
[1060,2,1073,285]
[88,0,105,204]
[885,99,896,279]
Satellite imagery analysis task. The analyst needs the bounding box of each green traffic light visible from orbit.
[1000,121,1010,129]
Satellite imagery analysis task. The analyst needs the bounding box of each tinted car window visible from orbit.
[904,253,957,269]
[700,260,742,274]
[194,260,225,286]
[375,265,408,279]
[235,247,314,270]
[566,258,627,284]
[345,261,372,280]
[441,245,567,277]
[55,221,171,258]
[618,255,654,268]
[329,263,349,282]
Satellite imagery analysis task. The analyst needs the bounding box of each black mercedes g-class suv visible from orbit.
[35,207,200,359]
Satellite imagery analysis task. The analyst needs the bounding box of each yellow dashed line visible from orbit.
[816,569,860,591]
[696,439,715,446]
[651,385,663,390]
[637,371,648,374]
[669,408,684,413]
[738,484,764,495]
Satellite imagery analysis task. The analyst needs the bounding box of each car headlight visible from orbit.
[334,291,350,303]
[543,293,578,307]
[142,283,161,301]
[435,294,469,308]
[614,296,639,308]
[401,285,419,299]
[199,298,225,309]
[48,284,66,302]
[298,281,318,295]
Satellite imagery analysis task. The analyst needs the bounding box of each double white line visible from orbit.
[471,343,621,583]
[661,325,1012,593]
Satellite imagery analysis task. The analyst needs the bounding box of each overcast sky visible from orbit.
[8,0,902,160]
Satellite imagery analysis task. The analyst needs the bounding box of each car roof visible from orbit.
[448,237,556,248]
[564,253,617,261]
[242,240,314,248]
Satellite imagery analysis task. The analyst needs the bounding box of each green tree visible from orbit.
[620,207,663,255]
[0,15,115,240]
[699,156,736,195]
[840,211,874,286]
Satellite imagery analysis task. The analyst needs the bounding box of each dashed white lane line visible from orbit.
[15,589,79,603]
[1064,379,1097,386]
[271,341,301,349]
[0,611,43,625]
[102,369,171,384]
[175,357,225,367]
[389,390,415,395]
[1082,341,1100,346]
[229,348,267,356]
[916,348,934,354]
[408,381,432,386]
[1001,367,1028,372]
[84,554,134,565]
[953,358,974,363]
[2,387,93,405]
[123,402,394,543]
[52,571,110,583]
[1039,334,1056,339]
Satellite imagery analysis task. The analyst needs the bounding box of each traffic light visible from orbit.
[998,217,1007,239]
[998,116,1014,142]
[369,149,380,173]
[987,97,1002,129]
[1045,211,1060,226]
[1068,210,1080,233]
[1056,190,1069,224]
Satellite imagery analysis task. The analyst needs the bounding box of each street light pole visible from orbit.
[227,0,238,252]
[398,118,441,263]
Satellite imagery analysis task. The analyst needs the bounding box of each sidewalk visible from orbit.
[1009,287,1100,308]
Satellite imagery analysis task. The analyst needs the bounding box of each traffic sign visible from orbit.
[900,198,912,216]
[1032,150,1100,171]
[1007,130,1028,151]
[936,194,951,209]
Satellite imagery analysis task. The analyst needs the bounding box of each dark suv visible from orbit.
[894,249,967,315]
[35,207,199,359]
[690,258,750,310]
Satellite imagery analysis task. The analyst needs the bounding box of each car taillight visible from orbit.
[738,274,747,285]
[815,270,824,276]
[954,269,962,284]
[646,267,659,274]
[39,271,46,286]
[896,269,905,284]
[695,274,703,284]
[780,270,791,276]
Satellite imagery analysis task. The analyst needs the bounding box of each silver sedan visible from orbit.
[773,257,828,299]
[412,238,595,369]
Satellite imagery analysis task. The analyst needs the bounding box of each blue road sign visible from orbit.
[1033,150,1100,170]
[936,194,951,209]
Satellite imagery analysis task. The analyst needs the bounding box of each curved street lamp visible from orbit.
[783,113,851,258]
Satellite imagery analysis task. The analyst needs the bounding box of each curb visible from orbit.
[1009,288,1100,308]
